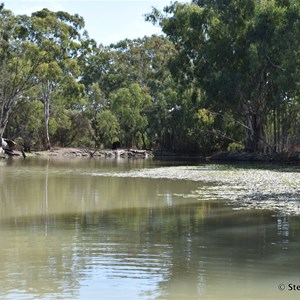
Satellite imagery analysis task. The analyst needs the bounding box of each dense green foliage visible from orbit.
[147,0,300,153]
[1,1,299,154]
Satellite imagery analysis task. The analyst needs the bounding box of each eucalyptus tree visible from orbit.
[106,36,196,151]
[93,110,120,148]
[22,9,88,149]
[82,35,198,152]
[81,44,128,100]
[85,83,114,148]
[0,5,47,142]
[110,83,151,148]
[5,88,44,149]
[147,0,300,153]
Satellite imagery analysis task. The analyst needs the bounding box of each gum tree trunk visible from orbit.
[242,100,266,153]
[44,96,51,150]
[0,93,16,140]
[41,79,53,150]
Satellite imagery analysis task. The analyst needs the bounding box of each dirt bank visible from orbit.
[21,148,153,159]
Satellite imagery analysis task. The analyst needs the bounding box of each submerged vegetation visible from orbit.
[87,163,300,215]
[0,0,299,156]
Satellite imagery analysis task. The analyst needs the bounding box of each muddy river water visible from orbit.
[0,158,300,299]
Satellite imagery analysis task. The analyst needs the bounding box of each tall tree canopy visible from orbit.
[0,6,45,141]
[22,8,89,149]
[1,2,299,155]
[0,5,93,149]
[147,0,300,153]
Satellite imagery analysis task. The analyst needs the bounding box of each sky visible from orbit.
[4,0,190,45]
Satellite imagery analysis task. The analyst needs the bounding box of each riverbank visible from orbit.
[210,151,300,163]
[5,147,300,163]
[18,147,153,159]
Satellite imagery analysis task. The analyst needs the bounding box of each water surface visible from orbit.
[0,158,299,299]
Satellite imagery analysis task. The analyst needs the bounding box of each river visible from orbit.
[0,157,300,299]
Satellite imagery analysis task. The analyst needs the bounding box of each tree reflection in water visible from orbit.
[0,159,299,299]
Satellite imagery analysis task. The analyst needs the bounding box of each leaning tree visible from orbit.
[0,5,93,149]
[0,5,47,143]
